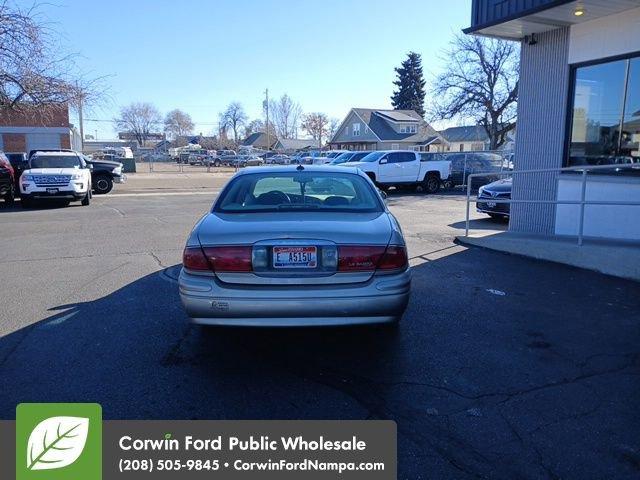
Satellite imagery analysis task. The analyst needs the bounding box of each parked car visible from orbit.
[330,151,370,165]
[268,154,291,165]
[425,152,508,189]
[177,152,191,164]
[188,153,207,165]
[0,152,16,205]
[178,165,410,326]
[217,150,238,166]
[232,155,265,167]
[476,177,512,219]
[203,153,221,167]
[342,150,452,194]
[83,156,126,194]
[5,152,28,189]
[323,150,350,159]
[20,150,92,207]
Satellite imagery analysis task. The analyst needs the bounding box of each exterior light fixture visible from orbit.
[574,7,585,16]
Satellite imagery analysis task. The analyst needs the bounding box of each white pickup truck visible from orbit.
[342,150,451,193]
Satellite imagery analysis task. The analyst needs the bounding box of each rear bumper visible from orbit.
[178,268,411,326]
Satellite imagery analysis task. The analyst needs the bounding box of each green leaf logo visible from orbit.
[26,416,89,470]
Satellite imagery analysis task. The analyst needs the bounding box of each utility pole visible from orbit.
[265,88,270,152]
[78,93,85,152]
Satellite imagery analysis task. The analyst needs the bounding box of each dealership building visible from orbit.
[466,0,639,241]
[0,104,81,153]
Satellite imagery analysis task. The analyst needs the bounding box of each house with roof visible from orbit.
[241,132,277,150]
[272,138,318,153]
[439,125,516,152]
[328,108,447,152]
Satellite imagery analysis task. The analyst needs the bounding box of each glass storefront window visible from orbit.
[621,58,640,162]
[568,54,640,172]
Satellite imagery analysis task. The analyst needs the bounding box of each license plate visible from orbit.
[46,188,59,194]
[273,246,317,268]
[487,201,497,208]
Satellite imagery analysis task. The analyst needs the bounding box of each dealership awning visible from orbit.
[464,0,640,40]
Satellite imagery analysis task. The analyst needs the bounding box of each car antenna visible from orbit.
[296,164,304,171]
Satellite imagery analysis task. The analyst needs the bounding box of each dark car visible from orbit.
[476,177,512,219]
[5,152,28,189]
[330,151,370,165]
[83,156,126,194]
[0,152,15,205]
[424,152,508,189]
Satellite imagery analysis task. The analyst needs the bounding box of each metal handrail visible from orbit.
[464,163,640,246]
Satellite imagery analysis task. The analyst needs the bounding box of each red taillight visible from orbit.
[338,246,385,271]
[377,245,408,270]
[203,246,252,272]
[338,245,407,272]
[182,246,210,271]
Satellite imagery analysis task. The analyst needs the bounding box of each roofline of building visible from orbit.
[463,0,574,36]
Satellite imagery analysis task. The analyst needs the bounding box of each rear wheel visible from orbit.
[423,173,441,194]
[214,159,221,167]
[93,175,113,194]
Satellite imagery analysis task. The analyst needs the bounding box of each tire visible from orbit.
[93,175,113,195]
[4,184,15,205]
[81,190,91,206]
[423,173,441,194]
[214,160,221,167]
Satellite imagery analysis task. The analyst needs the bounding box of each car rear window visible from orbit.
[215,171,383,213]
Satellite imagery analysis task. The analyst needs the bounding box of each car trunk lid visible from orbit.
[196,211,392,285]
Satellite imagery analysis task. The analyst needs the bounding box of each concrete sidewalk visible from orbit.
[457,232,640,282]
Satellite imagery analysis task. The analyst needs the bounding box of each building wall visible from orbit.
[0,105,69,128]
[510,27,570,234]
[332,112,379,144]
[568,7,640,64]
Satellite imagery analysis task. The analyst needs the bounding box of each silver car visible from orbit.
[178,165,411,326]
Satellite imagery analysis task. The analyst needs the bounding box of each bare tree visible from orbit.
[431,35,519,150]
[269,94,302,139]
[0,1,101,113]
[114,102,162,147]
[164,109,194,140]
[301,112,330,148]
[244,119,264,138]
[219,102,247,145]
[328,117,340,140]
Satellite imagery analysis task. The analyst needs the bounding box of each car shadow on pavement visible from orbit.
[0,250,639,479]
[0,198,80,211]
[449,218,509,230]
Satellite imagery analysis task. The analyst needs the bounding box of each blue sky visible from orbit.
[35,0,472,138]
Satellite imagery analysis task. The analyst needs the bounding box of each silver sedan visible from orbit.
[178,165,411,326]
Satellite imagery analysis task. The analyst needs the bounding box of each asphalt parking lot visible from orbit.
[0,172,638,479]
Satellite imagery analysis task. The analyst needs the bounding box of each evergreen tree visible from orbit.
[391,52,426,117]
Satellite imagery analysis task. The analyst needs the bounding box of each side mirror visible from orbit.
[87,163,94,171]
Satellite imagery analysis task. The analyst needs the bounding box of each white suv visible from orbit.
[20,151,92,208]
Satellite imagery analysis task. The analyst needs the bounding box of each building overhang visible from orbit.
[464,0,640,40]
